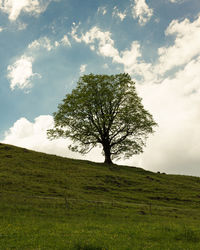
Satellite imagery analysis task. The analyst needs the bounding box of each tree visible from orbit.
[47,73,157,164]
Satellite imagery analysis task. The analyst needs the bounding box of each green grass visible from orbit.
[1,143,200,249]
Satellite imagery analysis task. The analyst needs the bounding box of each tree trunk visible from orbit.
[103,143,113,164]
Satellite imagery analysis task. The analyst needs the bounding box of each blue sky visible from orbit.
[1,0,200,176]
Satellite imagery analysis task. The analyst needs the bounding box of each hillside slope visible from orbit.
[1,143,200,249]
[1,142,200,208]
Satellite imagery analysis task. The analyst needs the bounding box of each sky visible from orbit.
[0,0,200,176]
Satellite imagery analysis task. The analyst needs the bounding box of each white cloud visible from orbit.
[117,12,126,21]
[169,0,183,3]
[7,37,52,91]
[157,15,200,74]
[2,116,67,155]
[118,41,153,81]
[97,6,107,15]
[70,22,82,43]
[132,0,153,25]
[119,56,200,176]
[0,26,4,31]
[0,0,56,21]
[28,36,54,51]
[71,14,200,83]
[61,35,71,47]
[81,26,120,61]
[72,26,118,58]
[112,6,126,21]
[2,115,103,162]
[71,26,153,82]
[7,55,40,90]
[80,64,87,74]
[28,35,71,52]
[54,41,59,47]
[7,33,71,91]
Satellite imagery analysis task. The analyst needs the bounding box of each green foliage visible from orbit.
[47,73,157,164]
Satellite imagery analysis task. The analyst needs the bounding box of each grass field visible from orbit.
[1,143,200,249]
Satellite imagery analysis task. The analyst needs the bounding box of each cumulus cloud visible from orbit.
[61,35,71,47]
[112,6,126,21]
[71,14,200,83]
[28,35,71,52]
[76,14,199,82]
[70,22,82,43]
[7,55,40,90]
[97,6,107,15]
[28,36,54,51]
[53,35,71,48]
[0,0,56,21]
[80,64,87,74]
[71,26,153,81]
[78,26,120,60]
[132,0,153,25]
[157,15,200,74]
[7,39,50,91]
[2,115,103,162]
[7,33,71,91]
[116,80,200,176]
[118,41,153,81]
[119,56,200,176]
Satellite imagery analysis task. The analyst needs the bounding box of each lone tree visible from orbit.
[47,73,157,164]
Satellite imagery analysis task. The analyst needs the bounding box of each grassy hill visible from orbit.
[1,143,200,249]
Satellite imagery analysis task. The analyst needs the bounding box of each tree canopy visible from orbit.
[47,73,157,164]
